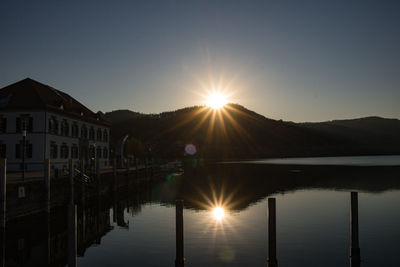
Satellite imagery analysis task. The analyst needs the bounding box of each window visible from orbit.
[50,142,58,159]
[61,120,69,136]
[48,117,58,134]
[0,143,6,158]
[103,147,108,159]
[60,143,69,158]
[89,127,95,140]
[103,129,108,142]
[81,124,88,139]
[89,145,95,158]
[16,115,33,133]
[97,128,102,141]
[71,145,79,159]
[71,123,79,137]
[0,116,6,133]
[96,146,102,158]
[15,141,32,158]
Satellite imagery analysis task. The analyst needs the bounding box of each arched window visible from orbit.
[15,140,32,158]
[71,122,79,137]
[89,145,95,158]
[103,129,108,142]
[96,146,102,158]
[0,116,7,133]
[48,117,58,134]
[103,147,108,158]
[50,142,58,159]
[61,120,69,136]
[71,144,79,159]
[60,143,69,158]
[81,124,88,139]
[17,114,33,133]
[97,128,102,141]
[89,127,95,140]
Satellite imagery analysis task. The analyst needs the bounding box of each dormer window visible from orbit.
[60,104,64,110]
[80,111,84,116]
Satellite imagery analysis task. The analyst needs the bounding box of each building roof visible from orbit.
[0,78,110,126]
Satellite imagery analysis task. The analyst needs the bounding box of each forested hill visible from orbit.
[105,105,400,159]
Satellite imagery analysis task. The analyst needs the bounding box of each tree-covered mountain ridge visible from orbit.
[105,104,400,159]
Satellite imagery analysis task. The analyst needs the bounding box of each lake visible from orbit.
[2,156,400,266]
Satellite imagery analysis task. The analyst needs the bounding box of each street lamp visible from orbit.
[22,129,26,182]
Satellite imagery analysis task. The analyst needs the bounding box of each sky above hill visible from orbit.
[1,0,399,122]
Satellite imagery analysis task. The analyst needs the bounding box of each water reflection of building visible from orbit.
[2,203,112,266]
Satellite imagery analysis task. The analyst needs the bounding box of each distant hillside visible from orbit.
[104,109,144,124]
[105,105,400,159]
[300,117,400,153]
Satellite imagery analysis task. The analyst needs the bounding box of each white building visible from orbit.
[0,78,111,172]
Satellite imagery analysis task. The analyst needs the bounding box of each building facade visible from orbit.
[0,78,110,171]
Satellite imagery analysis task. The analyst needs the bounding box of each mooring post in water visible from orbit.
[350,192,361,266]
[175,199,185,267]
[44,159,51,213]
[68,203,77,267]
[0,158,6,229]
[267,198,278,267]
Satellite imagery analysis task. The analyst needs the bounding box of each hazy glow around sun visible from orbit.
[206,92,228,109]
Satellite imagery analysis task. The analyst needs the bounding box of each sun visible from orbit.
[212,206,225,221]
[206,92,228,109]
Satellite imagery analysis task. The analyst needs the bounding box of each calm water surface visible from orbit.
[3,156,400,267]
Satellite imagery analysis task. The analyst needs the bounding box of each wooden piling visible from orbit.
[267,198,278,267]
[0,159,6,229]
[350,192,361,265]
[175,199,185,267]
[44,159,51,213]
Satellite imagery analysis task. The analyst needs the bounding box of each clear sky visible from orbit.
[1,0,399,122]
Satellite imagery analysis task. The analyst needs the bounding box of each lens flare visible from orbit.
[184,143,197,155]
